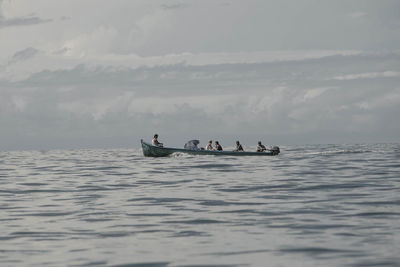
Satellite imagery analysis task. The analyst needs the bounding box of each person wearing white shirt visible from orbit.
[152,134,163,147]
[205,140,213,150]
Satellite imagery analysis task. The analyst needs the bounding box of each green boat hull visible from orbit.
[141,139,279,157]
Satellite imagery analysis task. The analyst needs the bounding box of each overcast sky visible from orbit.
[1,0,399,150]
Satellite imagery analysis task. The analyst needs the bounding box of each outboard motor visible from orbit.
[184,140,200,150]
[270,146,280,155]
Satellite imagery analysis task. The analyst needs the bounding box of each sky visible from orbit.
[1,0,399,150]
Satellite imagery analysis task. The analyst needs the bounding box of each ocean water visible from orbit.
[0,143,399,267]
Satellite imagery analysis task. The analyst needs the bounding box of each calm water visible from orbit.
[0,144,399,267]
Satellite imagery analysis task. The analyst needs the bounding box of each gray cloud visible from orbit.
[9,47,38,64]
[1,52,399,150]
[0,16,52,28]
[10,52,400,90]
[0,0,51,28]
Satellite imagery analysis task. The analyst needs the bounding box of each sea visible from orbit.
[0,143,399,267]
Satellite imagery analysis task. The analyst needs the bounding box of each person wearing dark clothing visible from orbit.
[257,141,267,152]
[233,141,244,152]
[215,141,223,151]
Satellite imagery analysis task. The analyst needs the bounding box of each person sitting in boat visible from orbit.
[205,140,213,150]
[256,141,267,152]
[215,141,223,151]
[152,134,163,147]
[233,141,244,152]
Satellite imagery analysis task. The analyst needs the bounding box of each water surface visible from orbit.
[0,144,399,266]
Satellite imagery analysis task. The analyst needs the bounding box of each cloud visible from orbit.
[0,15,52,28]
[61,26,119,56]
[298,87,331,102]
[3,51,374,91]
[1,49,361,82]
[1,1,400,61]
[331,71,400,81]
[0,0,52,28]
[1,51,399,150]
[9,47,38,64]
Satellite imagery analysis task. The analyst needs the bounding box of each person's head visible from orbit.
[208,140,212,143]
[236,141,240,145]
[154,134,158,138]
[258,141,262,145]
[215,141,219,145]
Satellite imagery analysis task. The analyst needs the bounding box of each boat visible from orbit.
[141,139,280,157]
